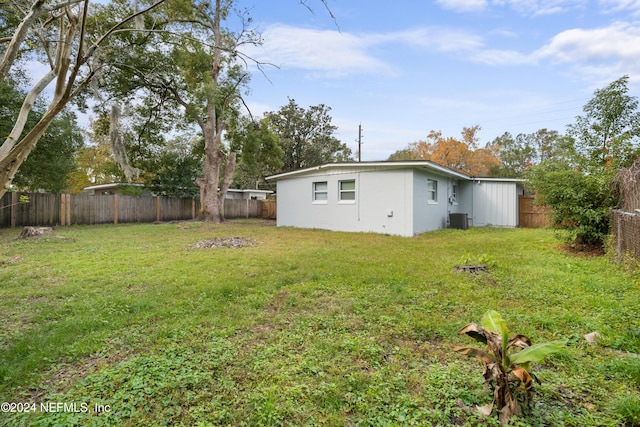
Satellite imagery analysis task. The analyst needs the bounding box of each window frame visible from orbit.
[338,179,356,203]
[312,181,328,204]
[427,179,438,204]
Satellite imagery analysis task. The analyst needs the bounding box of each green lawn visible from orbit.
[0,221,638,426]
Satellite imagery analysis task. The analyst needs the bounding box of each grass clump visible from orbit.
[0,221,638,426]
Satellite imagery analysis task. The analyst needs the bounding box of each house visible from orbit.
[224,189,273,200]
[266,161,524,237]
[82,183,151,196]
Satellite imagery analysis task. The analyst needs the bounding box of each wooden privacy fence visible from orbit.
[0,192,276,228]
[518,195,552,228]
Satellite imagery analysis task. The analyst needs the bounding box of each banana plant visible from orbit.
[454,310,567,425]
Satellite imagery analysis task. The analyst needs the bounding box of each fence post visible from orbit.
[616,211,622,263]
[156,196,161,222]
[60,194,66,226]
[192,198,196,219]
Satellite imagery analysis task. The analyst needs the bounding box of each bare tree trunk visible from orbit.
[194,0,238,223]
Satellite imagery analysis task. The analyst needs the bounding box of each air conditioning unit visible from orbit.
[449,213,469,230]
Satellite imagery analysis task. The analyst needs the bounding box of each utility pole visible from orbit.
[357,123,363,162]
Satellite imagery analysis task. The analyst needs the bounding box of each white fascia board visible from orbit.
[266,161,472,181]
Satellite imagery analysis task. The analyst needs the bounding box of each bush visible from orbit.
[527,167,617,247]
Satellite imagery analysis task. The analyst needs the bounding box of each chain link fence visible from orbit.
[612,210,640,263]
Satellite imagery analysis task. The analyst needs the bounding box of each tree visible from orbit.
[93,0,262,222]
[143,135,202,198]
[568,75,640,172]
[527,76,640,247]
[1,73,83,192]
[387,148,418,161]
[405,125,501,176]
[66,116,125,193]
[13,109,84,192]
[490,129,575,177]
[265,98,352,172]
[0,0,168,199]
[227,116,283,190]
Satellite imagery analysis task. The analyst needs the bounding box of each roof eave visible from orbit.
[266,161,472,181]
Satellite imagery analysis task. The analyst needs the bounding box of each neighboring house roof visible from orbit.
[266,161,522,182]
[83,183,145,191]
[83,183,273,197]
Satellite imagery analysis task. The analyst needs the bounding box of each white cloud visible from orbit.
[471,20,640,71]
[247,24,485,78]
[435,0,488,12]
[491,0,586,16]
[470,49,534,65]
[396,27,484,52]
[534,21,640,62]
[599,0,640,14]
[245,24,395,78]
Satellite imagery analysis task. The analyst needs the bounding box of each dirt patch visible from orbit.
[15,227,74,242]
[560,242,604,257]
[187,237,255,249]
[0,255,23,265]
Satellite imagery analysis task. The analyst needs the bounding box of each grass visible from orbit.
[0,220,638,426]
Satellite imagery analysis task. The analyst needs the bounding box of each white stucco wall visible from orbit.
[275,167,415,236]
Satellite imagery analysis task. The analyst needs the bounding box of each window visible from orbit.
[313,181,328,202]
[451,183,458,204]
[427,179,438,203]
[339,180,356,201]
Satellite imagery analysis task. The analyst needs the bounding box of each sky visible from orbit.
[234,0,640,161]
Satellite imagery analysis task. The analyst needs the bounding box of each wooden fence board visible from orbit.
[0,192,274,228]
[518,195,552,228]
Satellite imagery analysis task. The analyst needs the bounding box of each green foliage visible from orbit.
[116,185,144,196]
[227,117,283,189]
[525,76,640,248]
[12,110,84,193]
[459,252,496,268]
[490,129,576,177]
[568,75,640,173]
[265,98,353,172]
[141,136,202,197]
[611,394,640,426]
[527,166,617,246]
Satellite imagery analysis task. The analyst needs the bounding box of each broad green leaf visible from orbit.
[510,339,568,365]
[481,310,509,338]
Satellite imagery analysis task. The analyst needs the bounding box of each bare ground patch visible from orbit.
[187,237,256,249]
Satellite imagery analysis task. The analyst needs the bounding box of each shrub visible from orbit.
[527,167,617,247]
